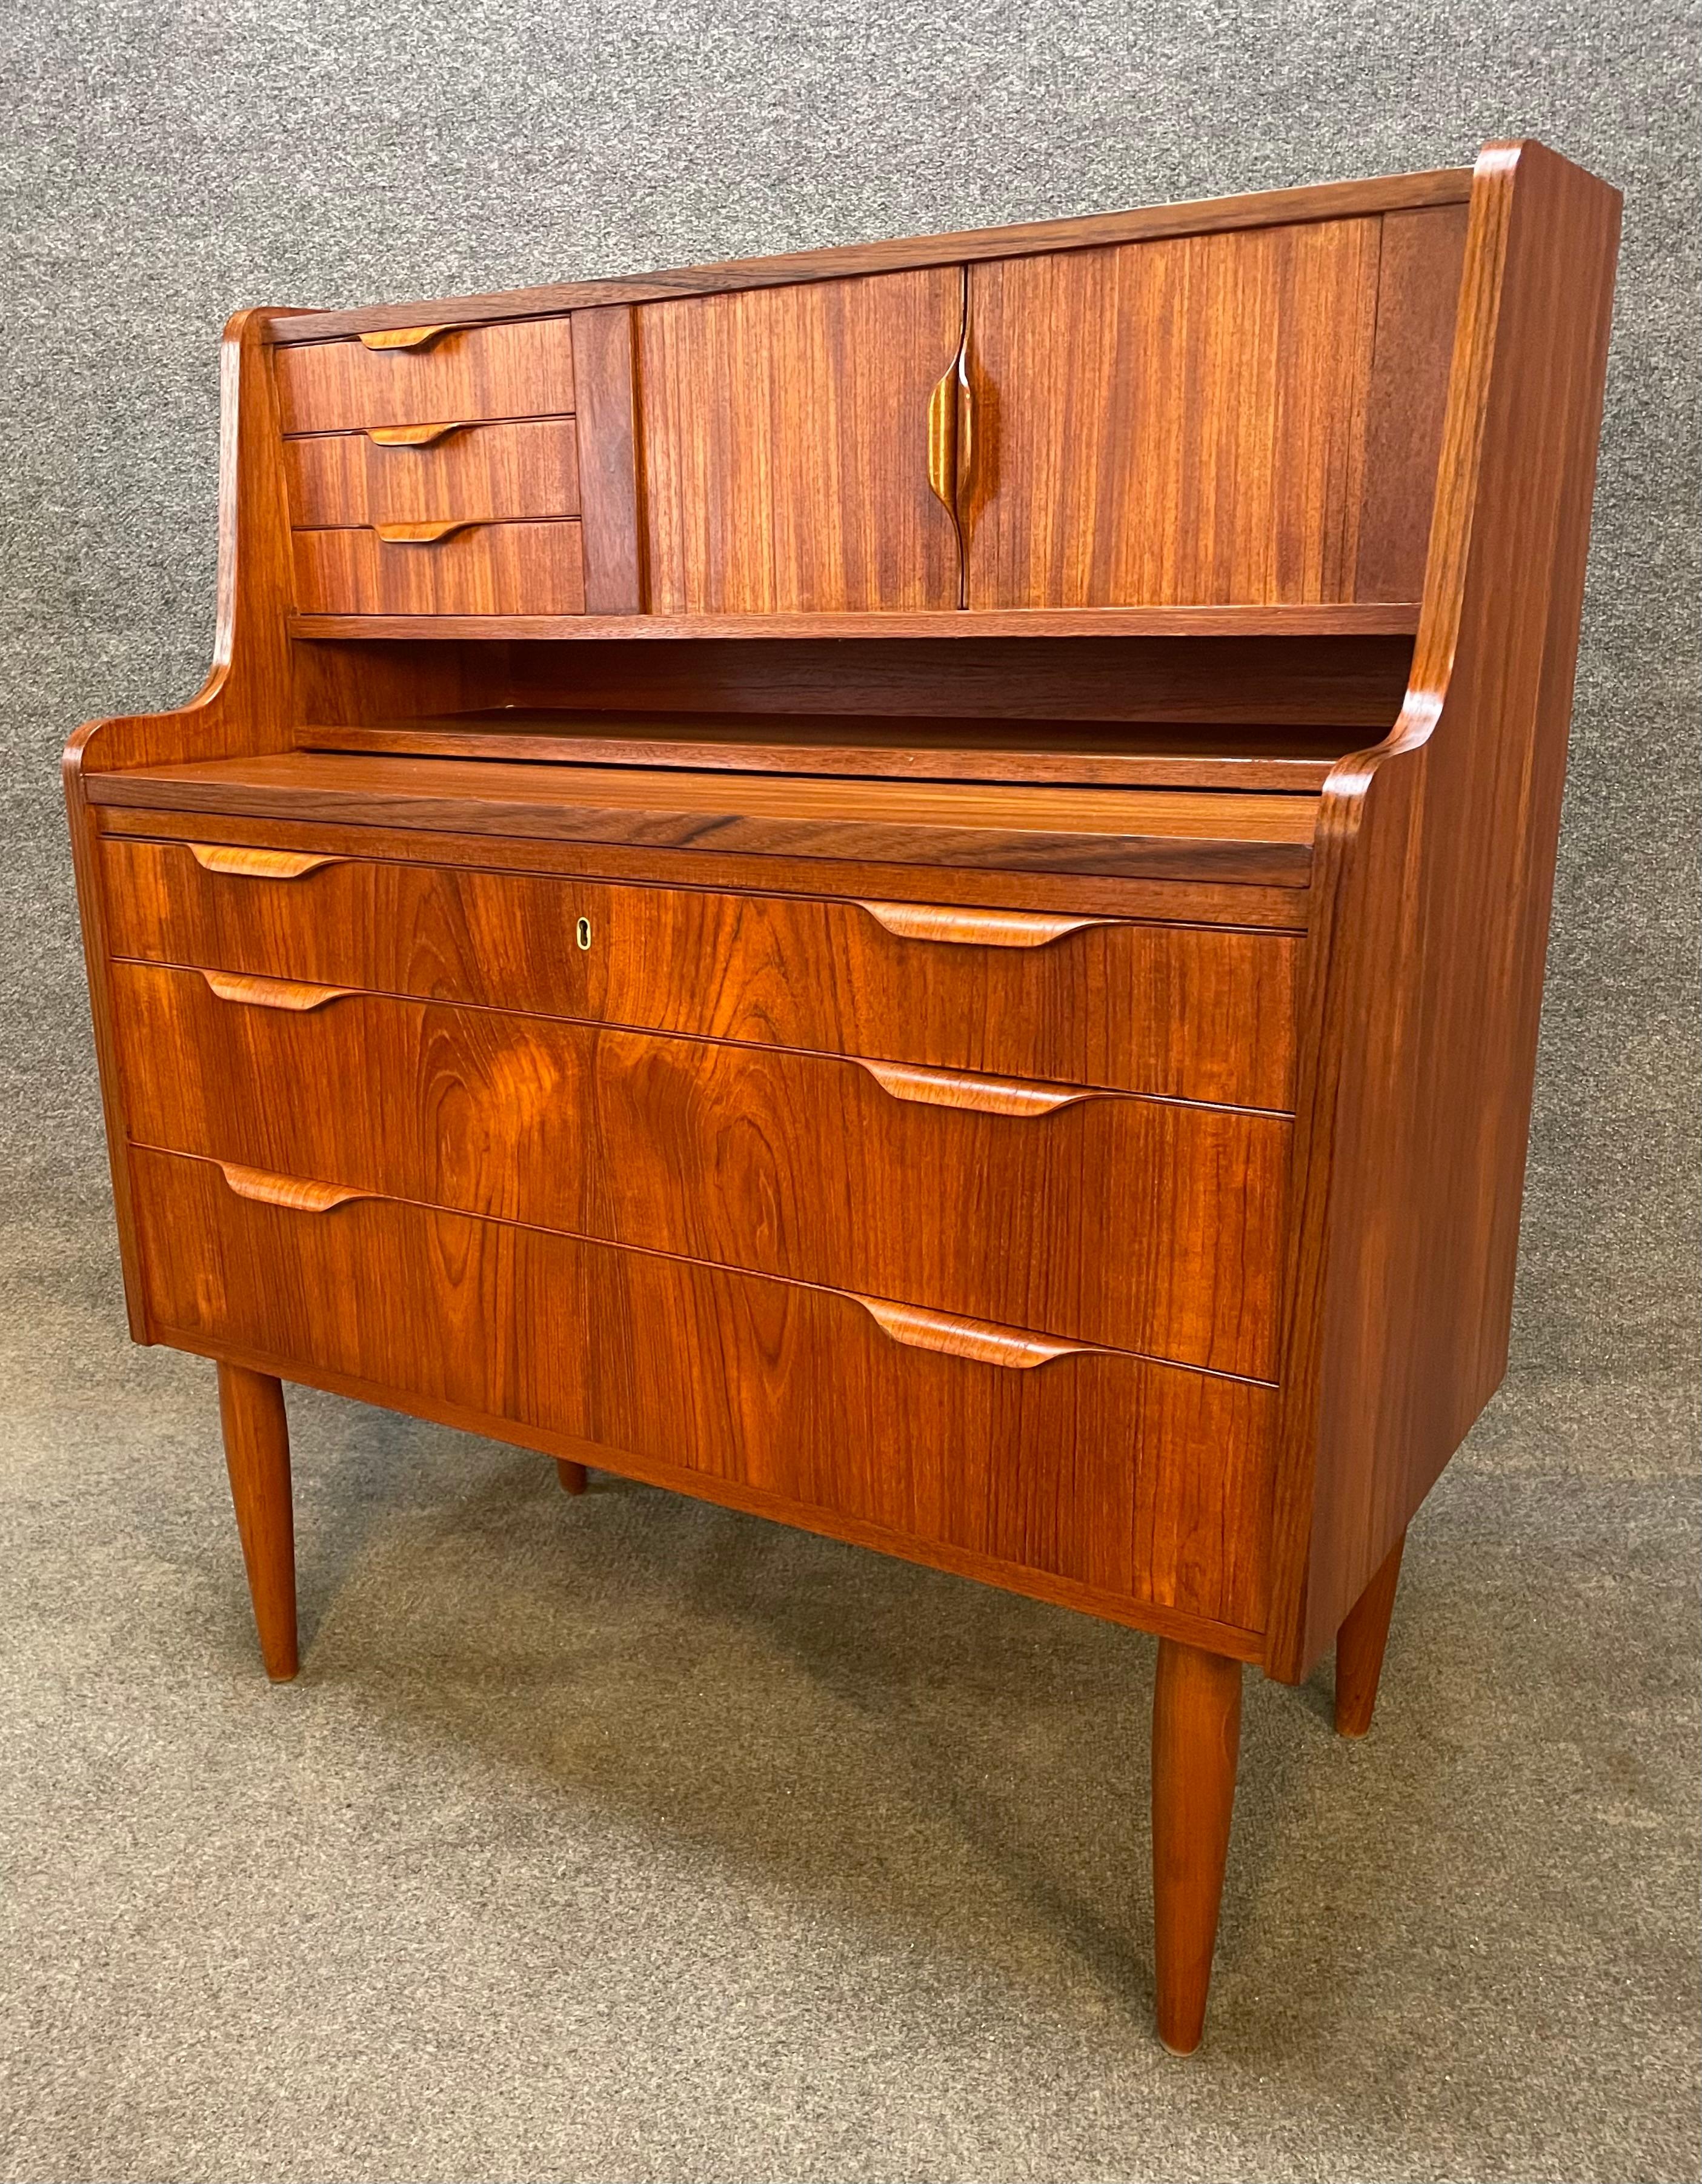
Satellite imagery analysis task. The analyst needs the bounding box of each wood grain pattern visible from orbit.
[284,419,580,528]
[99,837,1301,1107]
[287,603,1420,641]
[89,752,1320,884]
[1152,1641,1243,2053]
[99,806,1314,932]
[570,306,645,614]
[263,167,1473,347]
[216,1362,298,1680]
[1266,142,1622,1679]
[113,959,1289,1371]
[636,270,964,613]
[293,521,586,616]
[490,632,1417,726]
[1353,205,1471,600]
[274,317,576,433]
[294,711,1348,791]
[963,219,1381,608]
[133,1144,1277,1634]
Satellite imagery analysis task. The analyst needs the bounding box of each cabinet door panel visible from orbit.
[636,270,964,613]
[963,219,1381,608]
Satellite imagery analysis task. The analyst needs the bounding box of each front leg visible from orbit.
[1151,1638,1243,2053]
[216,1363,298,1681]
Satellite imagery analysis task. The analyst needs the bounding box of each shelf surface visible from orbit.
[287,602,1422,643]
[87,749,1321,886]
[297,711,1361,791]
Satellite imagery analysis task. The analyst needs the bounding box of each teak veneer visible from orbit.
[64,143,1619,2053]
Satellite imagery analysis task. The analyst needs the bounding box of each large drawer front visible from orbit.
[100,840,1299,1110]
[274,319,576,434]
[292,520,585,614]
[112,961,1287,1375]
[284,419,580,528]
[131,1146,1274,1633]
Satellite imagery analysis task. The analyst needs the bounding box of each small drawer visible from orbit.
[131,1144,1275,1633]
[274,317,575,434]
[284,419,580,528]
[111,961,1289,1374]
[292,519,585,614]
[99,840,1301,1110]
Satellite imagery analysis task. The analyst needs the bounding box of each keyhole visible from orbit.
[575,915,593,951]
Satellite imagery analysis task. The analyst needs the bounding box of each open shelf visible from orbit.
[295,709,1365,791]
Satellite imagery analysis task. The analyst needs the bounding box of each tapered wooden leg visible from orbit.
[216,1363,298,1682]
[1334,1532,1406,1738]
[555,1459,588,1495]
[1152,1639,1242,2054]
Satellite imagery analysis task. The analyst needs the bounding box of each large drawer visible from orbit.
[284,419,580,528]
[131,1144,1274,1633]
[274,318,576,434]
[292,519,586,615]
[99,840,1300,1110]
[111,960,1287,1375]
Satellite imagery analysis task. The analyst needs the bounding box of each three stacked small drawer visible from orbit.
[276,320,585,613]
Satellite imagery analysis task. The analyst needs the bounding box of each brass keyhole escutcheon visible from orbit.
[575,915,593,951]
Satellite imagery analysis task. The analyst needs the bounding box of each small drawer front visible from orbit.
[274,318,575,434]
[284,419,580,528]
[131,1144,1274,1633]
[100,839,1299,1109]
[292,520,585,614]
[112,961,1288,1375]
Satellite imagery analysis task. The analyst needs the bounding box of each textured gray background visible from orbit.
[1,5,1698,2182]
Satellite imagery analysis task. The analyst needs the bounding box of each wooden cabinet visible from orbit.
[63,143,1620,2054]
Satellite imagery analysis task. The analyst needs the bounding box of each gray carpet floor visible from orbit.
[2,1222,1697,2184]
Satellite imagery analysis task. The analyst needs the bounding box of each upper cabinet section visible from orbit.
[633,270,965,614]
[962,220,1380,608]
[268,176,1472,631]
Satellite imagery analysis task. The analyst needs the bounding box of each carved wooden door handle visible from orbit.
[187,844,344,880]
[853,1057,1100,1118]
[356,325,451,350]
[855,899,1122,948]
[925,269,975,605]
[217,1162,370,1213]
[853,1293,1100,1369]
[201,971,356,1013]
[366,422,468,446]
[373,520,470,545]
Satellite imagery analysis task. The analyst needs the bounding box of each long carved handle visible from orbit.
[853,1057,1098,1118]
[856,899,1122,949]
[201,971,356,1014]
[373,520,470,544]
[367,422,467,446]
[854,1293,1098,1369]
[356,325,450,351]
[926,367,959,521]
[218,1162,370,1213]
[187,844,344,880]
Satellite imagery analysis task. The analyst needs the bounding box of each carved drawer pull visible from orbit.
[853,1294,1099,1370]
[854,1057,1099,1118]
[217,1162,370,1213]
[856,900,1122,949]
[187,844,343,880]
[356,324,450,351]
[201,971,356,1013]
[367,422,468,446]
[373,520,470,545]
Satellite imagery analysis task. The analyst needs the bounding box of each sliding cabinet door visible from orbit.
[962,219,1384,608]
[636,270,965,614]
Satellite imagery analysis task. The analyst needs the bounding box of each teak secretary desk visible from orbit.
[66,139,1618,2051]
